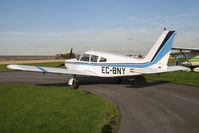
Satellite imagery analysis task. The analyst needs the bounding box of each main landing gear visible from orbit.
[116,77,122,84]
[68,75,79,89]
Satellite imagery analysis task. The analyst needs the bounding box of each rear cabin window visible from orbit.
[90,55,99,62]
[80,54,90,62]
[99,57,107,62]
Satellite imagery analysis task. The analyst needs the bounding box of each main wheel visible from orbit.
[116,77,122,84]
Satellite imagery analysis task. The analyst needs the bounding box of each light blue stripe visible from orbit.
[66,33,176,68]
[37,67,48,72]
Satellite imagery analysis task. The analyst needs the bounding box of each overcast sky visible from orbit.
[0,0,199,55]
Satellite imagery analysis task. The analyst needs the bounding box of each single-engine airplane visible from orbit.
[7,30,188,89]
[172,47,199,72]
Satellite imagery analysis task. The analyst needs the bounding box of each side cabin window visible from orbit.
[90,55,99,62]
[99,57,107,62]
[80,54,90,62]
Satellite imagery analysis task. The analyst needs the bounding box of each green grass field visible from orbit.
[0,84,120,133]
[0,64,16,72]
[168,58,177,63]
[144,71,199,87]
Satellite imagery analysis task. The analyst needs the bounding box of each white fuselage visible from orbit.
[65,61,141,77]
[65,51,143,77]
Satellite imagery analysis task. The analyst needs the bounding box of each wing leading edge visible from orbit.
[7,64,97,76]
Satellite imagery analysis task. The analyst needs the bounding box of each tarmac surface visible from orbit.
[1,71,199,133]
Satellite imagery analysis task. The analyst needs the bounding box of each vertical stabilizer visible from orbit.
[144,30,176,69]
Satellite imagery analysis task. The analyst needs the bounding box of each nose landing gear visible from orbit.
[68,75,79,89]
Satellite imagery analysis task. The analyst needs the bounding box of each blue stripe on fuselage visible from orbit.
[66,33,176,68]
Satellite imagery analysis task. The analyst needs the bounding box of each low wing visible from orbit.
[172,47,199,51]
[7,64,97,76]
[134,66,188,74]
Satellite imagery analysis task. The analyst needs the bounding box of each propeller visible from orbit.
[69,48,73,59]
[56,48,73,68]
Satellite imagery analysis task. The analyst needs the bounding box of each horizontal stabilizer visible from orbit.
[166,66,189,72]
[7,64,97,76]
[134,66,188,74]
[172,47,199,51]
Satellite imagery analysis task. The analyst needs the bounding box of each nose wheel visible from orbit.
[68,75,79,89]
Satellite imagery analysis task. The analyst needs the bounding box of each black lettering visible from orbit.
[103,67,125,75]
[113,67,116,74]
[106,67,109,74]
[122,68,126,74]
[117,67,121,74]
[102,67,105,74]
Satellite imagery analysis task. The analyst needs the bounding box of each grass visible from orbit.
[0,62,65,72]
[144,71,199,87]
[0,64,16,72]
[168,58,177,63]
[0,84,120,133]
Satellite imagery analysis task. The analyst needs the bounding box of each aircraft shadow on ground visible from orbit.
[37,76,169,89]
[123,77,169,88]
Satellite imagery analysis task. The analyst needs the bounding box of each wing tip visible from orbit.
[7,64,18,70]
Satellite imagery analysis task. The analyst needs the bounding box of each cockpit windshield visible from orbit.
[79,54,100,62]
[80,54,90,62]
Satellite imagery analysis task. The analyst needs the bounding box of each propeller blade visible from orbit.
[69,48,73,59]
[57,48,73,67]
[56,63,65,68]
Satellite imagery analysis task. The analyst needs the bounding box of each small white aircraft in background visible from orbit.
[8,30,187,89]
[172,47,199,72]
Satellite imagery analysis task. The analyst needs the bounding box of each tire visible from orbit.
[116,77,122,84]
